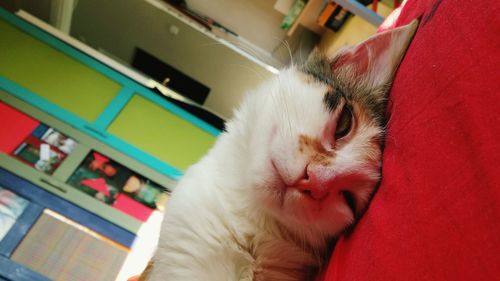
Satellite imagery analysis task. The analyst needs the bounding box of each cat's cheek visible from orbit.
[251,169,287,210]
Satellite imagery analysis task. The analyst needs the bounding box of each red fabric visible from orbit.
[0,102,40,154]
[323,0,500,280]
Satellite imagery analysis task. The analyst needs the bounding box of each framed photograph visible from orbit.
[0,187,29,240]
[66,151,169,221]
[11,124,78,175]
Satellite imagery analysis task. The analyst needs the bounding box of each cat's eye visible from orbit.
[334,105,353,140]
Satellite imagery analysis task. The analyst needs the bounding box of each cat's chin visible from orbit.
[256,170,375,237]
[257,184,355,238]
[280,187,356,233]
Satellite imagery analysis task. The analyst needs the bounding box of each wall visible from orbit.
[10,0,389,120]
[0,0,51,21]
[187,0,287,55]
[186,0,320,65]
[6,0,321,119]
[70,0,276,119]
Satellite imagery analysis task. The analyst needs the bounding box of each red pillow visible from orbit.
[323,0,500,280]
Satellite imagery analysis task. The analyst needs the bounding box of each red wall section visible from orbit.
[0,102,40,154]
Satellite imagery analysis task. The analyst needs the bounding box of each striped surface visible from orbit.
[11,209,129,281]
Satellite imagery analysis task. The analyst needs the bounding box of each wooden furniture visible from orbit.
[275,0,388,36]
[0,7,220,280]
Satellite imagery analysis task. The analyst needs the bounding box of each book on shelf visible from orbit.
[318,0,377,32]
[317,2,338,27]
[280,0,307,30]
[324,5,352,32]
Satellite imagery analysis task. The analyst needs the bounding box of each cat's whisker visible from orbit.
[235,43,268,66]
[298,38,305,65]
[383,131,398,147]
[283,78,294,139]
[272,36,294,66]
[284,40,294,66]
[269,89,286,141]
[272,76,286,124]
[199,41,269,70]
[227,63,267,81]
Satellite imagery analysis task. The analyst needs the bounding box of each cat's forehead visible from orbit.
[291,54,387,122]
[297,55,345,112]
[275,66,329,94]
[299,53,334,86]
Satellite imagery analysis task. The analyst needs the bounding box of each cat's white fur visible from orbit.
[146,20,418,281]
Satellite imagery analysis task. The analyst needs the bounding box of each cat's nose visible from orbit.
[293,167,329,200]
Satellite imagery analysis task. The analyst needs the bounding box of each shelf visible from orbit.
[276,0,387,37]
[332,0,384,26]
[287,0,326,36]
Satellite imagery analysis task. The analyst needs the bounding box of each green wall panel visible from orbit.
[108,95,216,171]
[0,20,120,122]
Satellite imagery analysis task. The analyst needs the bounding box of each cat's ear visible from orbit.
[330,20,418,90]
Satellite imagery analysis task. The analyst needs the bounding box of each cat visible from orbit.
[145,20,418,281]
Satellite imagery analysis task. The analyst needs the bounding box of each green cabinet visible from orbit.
[0,7,220,231]
[0,8,219,181]
[0,8,221,280]
[1,94,172,233]
[108,95,215,171]
[0,19,121,122]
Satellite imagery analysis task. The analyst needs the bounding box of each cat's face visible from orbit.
[246,67,383,236]
[240,21,418,238]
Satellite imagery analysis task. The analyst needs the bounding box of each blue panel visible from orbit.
[93,87,134,130]
[0,256,50,281]
[0,168,136,247]
[0,204,43,257]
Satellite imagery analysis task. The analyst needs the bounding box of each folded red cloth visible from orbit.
[323,0,500,280]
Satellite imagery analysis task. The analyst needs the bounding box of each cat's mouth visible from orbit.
[340,190,357,217]
[299,189,357,217]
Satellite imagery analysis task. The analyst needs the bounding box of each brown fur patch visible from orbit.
[350,104,383,164]
[301,53,389,126]
[298,135,334,166]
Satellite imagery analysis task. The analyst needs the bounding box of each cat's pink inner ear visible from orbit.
[330,20,419,89]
